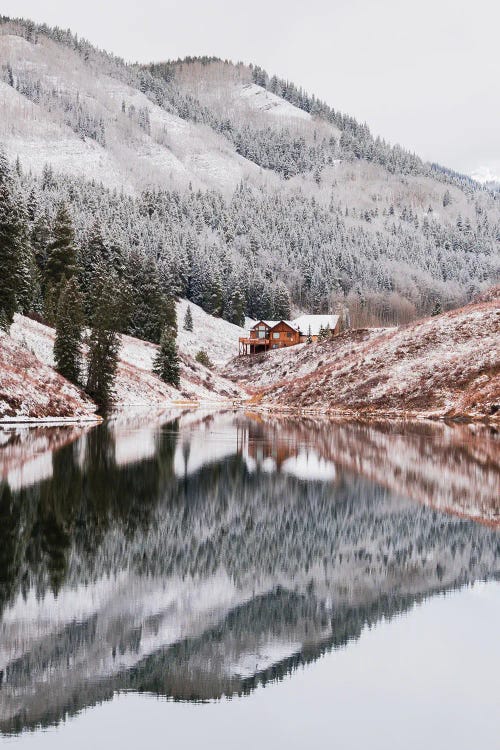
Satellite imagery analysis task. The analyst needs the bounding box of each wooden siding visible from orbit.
[268,321,300,349]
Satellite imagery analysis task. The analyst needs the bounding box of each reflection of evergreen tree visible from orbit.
[31,442,82,596]
[0,482,23,613]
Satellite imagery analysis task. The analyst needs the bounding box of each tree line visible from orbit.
[0,150,180,411]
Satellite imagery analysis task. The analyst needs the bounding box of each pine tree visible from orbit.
[225,287,246,327]
[184,304,193,331]
[442,190,452,208]
[43,282,58,326]
[79,220,110,318]
[431,300,442,316]
[86,281,120,413]
[272,281,291,320]
[54,277,84,384]
[318,323,330,341]
[0,150,25,328]
[31,214,51,279]
[124,252,167,343]
[306,325,313,344]
[153,327,180,387]
[45,204,77,288]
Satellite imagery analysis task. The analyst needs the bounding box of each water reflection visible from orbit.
[0,411,498,734]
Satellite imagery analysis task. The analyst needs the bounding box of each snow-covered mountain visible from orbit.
[0,17,498,324]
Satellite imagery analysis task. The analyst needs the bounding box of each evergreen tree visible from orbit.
[86,281,120,413]
[442,190,452,208]
[195,349,213,369]
[54,277,84,384]
[45,204,77,288]
[153,327,180,387]
[31,214,51,279]
[273,281,291,320]
[431,300,442,316]
[0,150,25,328]
[184,304,193,331]
[79,220,110,318]
[165,295,177,335]
[225,287,246,327]
[124,252,167,343]
[318,323,331,340]
[306,325,313,344]
[43,282,58,326]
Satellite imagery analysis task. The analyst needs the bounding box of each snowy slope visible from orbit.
[0,326,97,421]
[7,314,244,417]
[0,32,270,194]
[225,291,500,419]
[176,298,246,365]
[238,83,312,121]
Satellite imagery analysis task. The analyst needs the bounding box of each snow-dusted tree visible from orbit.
[45,203,77,287]
[226,287,246,327]
[184,305,193,331]
[86,280,121,412]
[153,327,180,387]
[79,220,110,318]
[318,324,330,340]
[54,277,84,384]
[306,325,313,344]
[431,300,442,316]
[0,150,25,328]
[122,252,169,343]
[195,349,213,369]
[273,281,291,320]
[442,190,452,208]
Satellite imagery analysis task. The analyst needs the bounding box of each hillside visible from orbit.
[0,311,242,420]
[0,17,498,329]
[175,297,249,364]
[224,291,500,420]
[0,326,97,421]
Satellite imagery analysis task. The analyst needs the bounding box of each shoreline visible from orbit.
[1,400,498,426]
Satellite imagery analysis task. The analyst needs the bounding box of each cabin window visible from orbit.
[287,332,292,338]
[272,344,279,349]
[272,332,280,339]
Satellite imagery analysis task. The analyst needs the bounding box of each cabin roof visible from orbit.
[291,314,340,336]
[251,320,279,329]
[271,320,300,332]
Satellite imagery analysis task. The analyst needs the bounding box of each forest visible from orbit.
[0,14,499,359]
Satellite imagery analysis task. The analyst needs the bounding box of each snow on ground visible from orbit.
[0,34,269,194]
[238,83,312,121]
[0,325,97,421]
[176,298,247,365]
[224,291,500,420]
[6,313,244,419]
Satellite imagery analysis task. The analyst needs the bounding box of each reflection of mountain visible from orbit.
[248,416,500,527]
[0,414,498,733]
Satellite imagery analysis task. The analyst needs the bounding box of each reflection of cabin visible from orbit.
[238,315,341,355]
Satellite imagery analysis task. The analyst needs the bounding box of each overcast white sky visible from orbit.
[2,0,499,180]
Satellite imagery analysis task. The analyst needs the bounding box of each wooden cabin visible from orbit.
[239,320,300,355]
[238,320,275,355]
[239,314,342,355]
[268,320,301,349]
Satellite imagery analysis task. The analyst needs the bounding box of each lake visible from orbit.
[0,410,499,749]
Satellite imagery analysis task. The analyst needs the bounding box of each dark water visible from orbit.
[0,411,499,749]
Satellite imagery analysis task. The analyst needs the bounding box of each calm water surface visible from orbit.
[0,411,499,749]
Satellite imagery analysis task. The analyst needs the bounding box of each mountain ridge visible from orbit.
[0,15,499,328]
